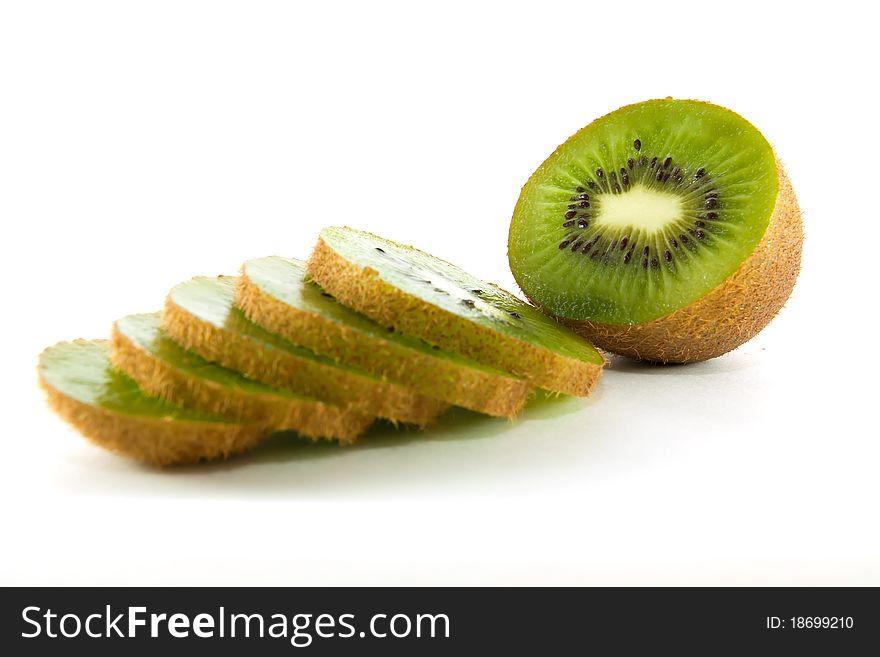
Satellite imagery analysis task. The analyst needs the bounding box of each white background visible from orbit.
[1,1,877,585]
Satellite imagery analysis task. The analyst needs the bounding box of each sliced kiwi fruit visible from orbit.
[236,256,533,418]
[38,340,266,466]
[307,227,604,396]
[508,98,803,363]
[162,275,448,426]
[111,313,373,443]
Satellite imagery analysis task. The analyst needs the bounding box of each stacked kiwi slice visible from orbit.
[39,98,800,466]
[39,230,602,466]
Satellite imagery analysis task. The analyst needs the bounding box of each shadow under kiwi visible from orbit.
[602,349,758,377]
[170,389,585,473]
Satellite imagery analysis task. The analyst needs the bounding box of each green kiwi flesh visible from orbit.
[237,256,532,418]
[508,98,779,325]
[38,340,265,466]
[111,313,373,442]
[163,275,448,426]
[307,227,604,397]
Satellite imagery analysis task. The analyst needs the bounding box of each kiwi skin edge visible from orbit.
[560,161,803,363]
[110,320,373,443]
[235,268,533,418]
[38,357,265,467]
[162,286,449,427]
[307,240,603,397]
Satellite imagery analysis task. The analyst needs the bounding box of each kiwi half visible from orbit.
[111,313,372,443]
[162,275,448,426]
[38,340,265,466]
[508,98,802,363]
[307,227,604,396]
[237,256,532,418]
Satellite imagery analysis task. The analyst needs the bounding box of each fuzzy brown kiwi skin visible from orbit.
[38,369,265,467]
[235,269,533,418]
[554,161,802,363]
[162,284,448,427]
[307,237,603,397]
[109,321,373,443]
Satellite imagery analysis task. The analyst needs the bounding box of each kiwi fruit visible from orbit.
[307,226,604,396]
[237,256,532,418]
[38,340,265,466]
[162,275,448,426]
[508,98,802,363]
[111,312,373,443]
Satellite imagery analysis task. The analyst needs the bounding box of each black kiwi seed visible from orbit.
[680,234,689,244]
[623,250,632,264]
[695,167,705,179]
[655,170,663,181]
[577,219,588,229]
[562,220,574,228]
[650,156,658,168]
[619,237,628,249]
[663,156,672,168]
[578,201,589,208]
[705,211,717,220]
[639,156,648,167]
[508,311,522,319]
[633,138,641,150]
[461,299,476,308]
[578,193,589,200]
[558,240,571,249]
[609,172,620,193]
[642,246,650,256]
[695,220,705,227]
[671,237,678,248]
[651,257,659,269]
[621,170,630,185]
[695,229,705,239]
[641,258,648,269]
[706,197,718,209]
[588,180,599,190]
[568,203,577,209]
[564,210,576,219]
[576,186,585,193]
[570,240,582,252]
[595,167,604,178]
[664,249,672,262]
[706,191,718,199]
[471,289,484,295]
[375,247,385,253]
[627,158,635,169]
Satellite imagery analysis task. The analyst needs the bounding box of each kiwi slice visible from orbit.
[307,227,604,396]
[111,313,373,443]
[237,256,532,418]
[162,275,448,426]
[38,340,265,466]
[508,98,802,363]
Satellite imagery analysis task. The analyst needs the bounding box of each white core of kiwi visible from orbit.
[596,185,684,234]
